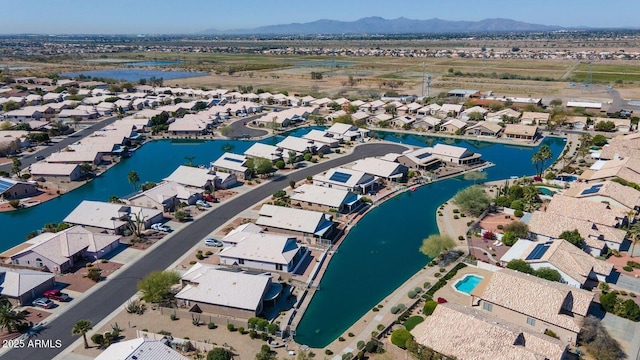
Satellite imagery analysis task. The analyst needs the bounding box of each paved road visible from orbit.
[0,116,118,173]
[226,115,269,139]
[5,142,408,360]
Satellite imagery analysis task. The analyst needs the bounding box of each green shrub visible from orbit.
[623,266,634,272]
[631,293,637,298]
[208,322,216,329]
[325,349,333,355]
[452,209,460,213]
[453,215,459,219]
[339,336,345,342]
[408,290,418,299]
[357,340,365,350]
[458,235,464,240]
[372,307,379,312]
[227,323,236,332]
[365,340,378,353]
[390,329,413,349]
[238,327,244,334]
[403,316,425,331]
[348,332,354,337]
[434,273,441,277]
[544,329,559,339]
[423,282,431,289]
[423,300,438,316]
[377,324,385,331]
[170,313,178,321]
[439,268,446,273]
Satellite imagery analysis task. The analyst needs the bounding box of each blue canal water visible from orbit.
[124,61,183,67]
[60,69,208,82]
[294,135,566,348]
[454,274,483,294]
[0,127,564,348]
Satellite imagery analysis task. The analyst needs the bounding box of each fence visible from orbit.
[158,306,248,328]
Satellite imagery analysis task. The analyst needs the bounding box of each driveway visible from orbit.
[612,273,640,294]
[601,312,640,360]
[4,142,409,360]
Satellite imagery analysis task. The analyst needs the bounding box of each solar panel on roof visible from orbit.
[581,184,604,195]
[223,157,244,163]
[329,171,352,183]
[0,179,13,193]
[525,244,550,261]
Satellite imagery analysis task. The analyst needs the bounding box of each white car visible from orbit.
[151,223,171,232]
[204,238,223,247]
[196,200,211,208]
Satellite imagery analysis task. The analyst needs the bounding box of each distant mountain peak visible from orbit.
[200,17,561,35]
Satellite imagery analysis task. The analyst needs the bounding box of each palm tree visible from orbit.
[72,319,93,349]
[0,304,26,334]
[127,171,140,192]
[627,222,640,258]
[531,151,543,177]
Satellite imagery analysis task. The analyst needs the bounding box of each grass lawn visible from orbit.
[403,315,425,331]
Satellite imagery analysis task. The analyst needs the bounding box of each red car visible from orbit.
[44,289,70,302]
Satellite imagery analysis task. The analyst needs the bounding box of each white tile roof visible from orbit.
[95,338,187,360]
[175,263,271,312]
[64,200,162,230]
[351,157,405,179]
[29,163,79,176]
[219,233,300,265]
[244,143,282,161]
[163,165,216,188]
[276,136,316,153]
[473,269,594,333]
[0,266,54,298]
[256,205,333,236]
[302,130,340,146]
[313,167,375,189]
[291,184,357,208]
[211,152,248,172]
[412,302,567,360]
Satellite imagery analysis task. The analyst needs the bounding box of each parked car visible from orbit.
[196,200,211,208]
[34,155,45,161]
[204,238,223,247]
[32,298,54,309]
[43,289,70,302]
[151,223,171,232]
[204,195,218,203]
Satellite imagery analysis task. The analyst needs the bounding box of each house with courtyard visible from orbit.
[256,204,335,241]
[460,106,488,121]
[218,232,306,273]
[500,239,613,287]
[290,184,361,213]
[396,148,441,170]
[486,108,522,123]
[175,263,274,319]
[312,167,376,193]
[579,157,640,185]
[0,267,55,307]
[9,226,121,273]
[412,302,567,360]
[350,157,408,182]
[440,119,467,134]
[528,210,627,256]
[302,129,340,148]
[521,112,550,126]
[210,152,251,180]
[64,200,164,235]
[503,124,539,141]
[0,177,39,200]
[563,180,640,212]
[325,123,368,142]
[470,268,594,344]
[276,136,323,159]
[431,143,483,166]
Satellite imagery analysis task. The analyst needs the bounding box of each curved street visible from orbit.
[5,141,408,360]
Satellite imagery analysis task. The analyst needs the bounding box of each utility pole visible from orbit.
[426,74,432,98]
[421,62,426,97]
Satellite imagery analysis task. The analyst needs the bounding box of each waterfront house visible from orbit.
[243,143,282,162]
[126,181,201,211]
[464,121,503,137]
[175,263,273,319]
[351,157,408,182]
[64,200,164,234]
[95,338,188,360]
[412,116,442,132]
[397,148,441,170]
[325,123,368,142]
[46,149,103,165]
[544,195,627,228]
[0,267,55,307]
[256,204,334,240]
[412,302,567,360]
[579,157,640,184]
[486,108,522,123]
[431,143,482,166]
[10,226,121,273]
[521,112,550,126]
[210,152,251,180]
[563,180,640,212]
[599,133,640,160]
[302,129,340,148]
[440,119,467,133]
[500,239,613,287]
[471,269,594,344]
[367,113,393,127]
[218,232,306,273]
[276,136,320,159]
[290,184,361,213]
[350,111,370,124]
[503,124,539,141]
[0,177,39,200]
[163,165,216,190]
[313,167,376,193]
[29,163,82,182]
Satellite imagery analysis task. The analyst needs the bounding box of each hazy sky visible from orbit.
[2,0,638,34]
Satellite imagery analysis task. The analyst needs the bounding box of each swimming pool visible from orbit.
[454,275,483,294]
[537,187,557,196]
[555,175,577,182]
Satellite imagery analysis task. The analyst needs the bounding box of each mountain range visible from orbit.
[200,17,562,35]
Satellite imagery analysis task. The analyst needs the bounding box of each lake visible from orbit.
[59,69,208,82]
